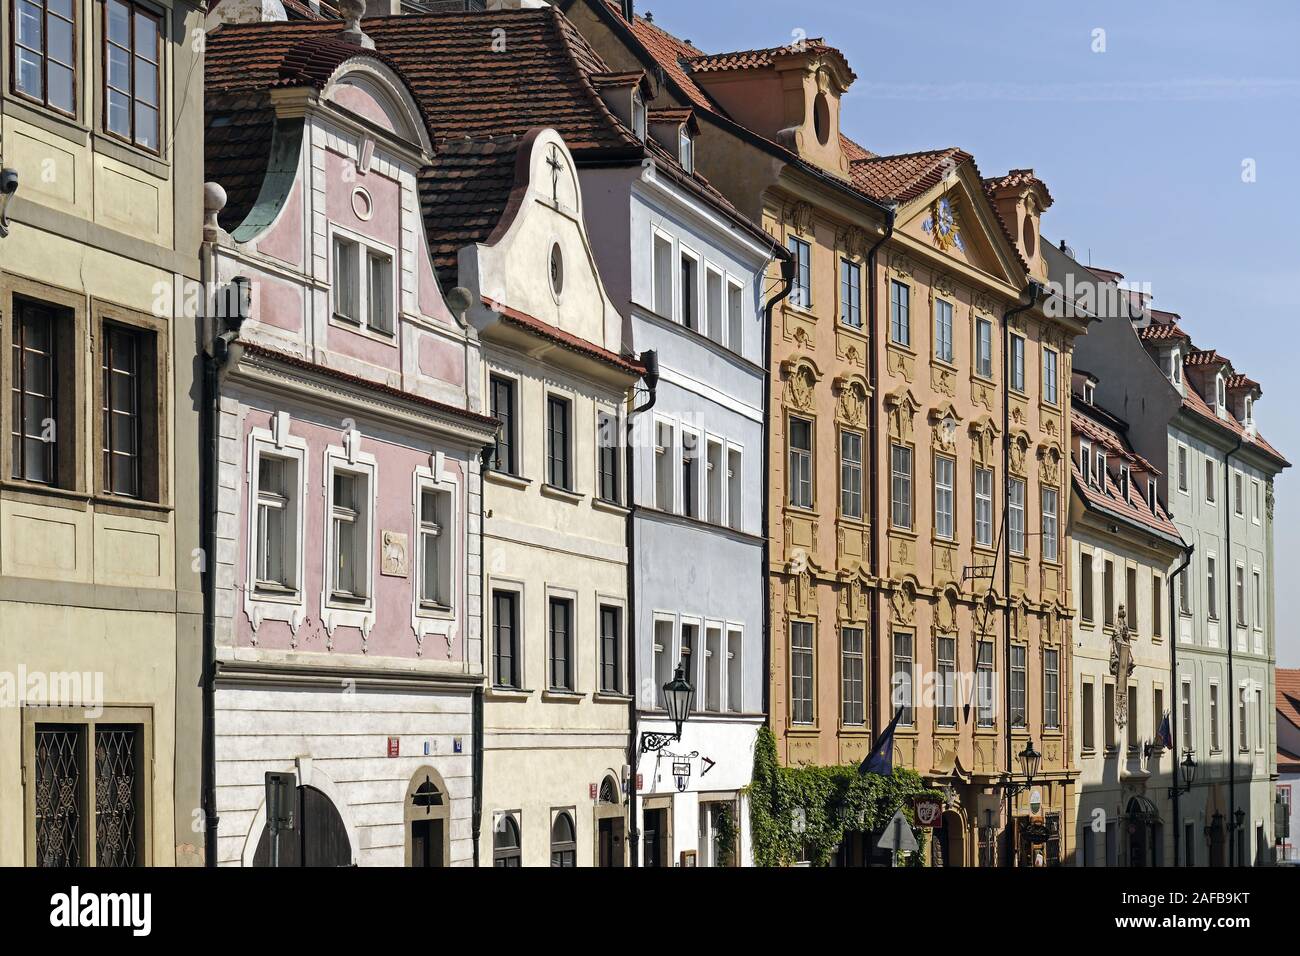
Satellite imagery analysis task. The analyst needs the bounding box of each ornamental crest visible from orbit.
[923,195,965,253]
[1110,605,1136,727]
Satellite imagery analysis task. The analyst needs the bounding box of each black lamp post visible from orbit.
[640,665,694,753]
[1005,738,1041,798]
[1168,750,1197,799]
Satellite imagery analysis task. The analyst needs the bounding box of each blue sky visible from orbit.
[640,0,1300,666]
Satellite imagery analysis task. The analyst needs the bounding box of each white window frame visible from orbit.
[321,438,379,638]
[329,224,398,339]
[704,263,725,343]
[1233,469,1244,517]
[725,442,744,532]
[545,584,580,694]
[411,462,460,648]
[1009,333,1026,393]
[652,228,675,320]
[725,277,746,355]
[651,612,676,710]
[1008,476,1026,556]
[596,594,628,697]
[1170,348,1182,385]
[653,417,675,513]
[489,578,526,691]
[705,434,725,525]
[487,366,523,478]
[974,465,994,548]
[1080,439,1093,486]
[595,403,623,506]
[974,316,993,379]
[1177,443,1189,495]
[244,422,310,635]
[934,453,955,540]
[679,245,702,331]
[1252,479,1261,525]
[1205,456,1216,505]
[680,425,703,519]
[1042,346,1059,405]
[839,257,863,329]
[1041,485,1059,563]
[725,625,744,714]
[544,388,576,493]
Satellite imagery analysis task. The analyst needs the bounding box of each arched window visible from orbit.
[551,812,576,867]
[405,767,450,867]
[493,814,521,867]
[598,776,620,805]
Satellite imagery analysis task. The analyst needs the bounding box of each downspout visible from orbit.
[1223,433,1245,864]
[1000,280,1041,868]
[626,349,659,867]
[761,255,796,725]
[1169,542,1194,865]
[864,206,896,739]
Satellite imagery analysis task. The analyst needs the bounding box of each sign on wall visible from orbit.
[912,796,944,828]
[381,531,408,577]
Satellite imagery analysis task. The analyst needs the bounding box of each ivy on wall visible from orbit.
[747,727,942,867]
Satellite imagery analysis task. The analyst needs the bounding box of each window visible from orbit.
[1080,552,1094,623]
[1252,480,1261,523]
[1216,373,1226,410]
[1126,566,1138,635]
[1207,556,1218,620]
[1184,822,1195,867]
[1209,683,1221,751]
[550,812,576,867]
[788,417,813,508]
[492,590,520,689]
[727,447,742,530]
[1252,570,1262,630]
[839,258,861,327]
[705,438,723,525]
[1179,565,1191,615]
[1152,573,1164,639]
[790,622,814,725]
[704,626,722,712]
[840,430,863,519]
[1081,681,1095,751]
[680,622,697,686]
[418,488,450,609]
[1010,645,1026,728]
[488,375,517,475]
[680,430,700,518]
[893,631,914,726]
[493,814,521,867]
[974,466,993,547]
[653,619,673,708]
[975,317,993,378]
[1042,347,1059,405]
[726,280,744,353]
[890,444,913,529]
[548,596,574,692]
[1235,565,1246,626]
[104,0,161,151]
[1084,380,1096,404]
[632,88,646,140]
[934,454,954,540]
[329,469,370,602]
[936,636,956,728]
[726,628,742,713]
[597,411,620,504]
[889,280,910,345]
[654,420,673,511]
[1127,687,1139,752]
[1008,477,1025,555]
[1177,444,1189,493]
[1104,683,1117,750]
[599,604,622,694]
[679,127,694,173]
[10,298,61,485]
[1041,486,1058,561]
[254,454,298,592]
[14,0,75,115]
[1148,479,1158,513]
[933,298,953,363]
[1234,471,1244,516]
[1181,680,1192,751]
[1009,334,1025,392]
[652,233,673,317]
[1044,648,1060,730]
[1153,687,1165,743]
[1205,457,1216,504]
[841,627,865,726]
[705,267,723,342]
[30,720,147,866]
[976,640,994,727]
[331,235,394,334]
[787,237,811,309]
[1170,349,1183,384]
[679,252,699,331]
[1104,559,1115,627]
[546,395,572,490]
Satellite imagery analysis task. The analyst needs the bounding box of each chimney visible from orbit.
[620,0,634,19]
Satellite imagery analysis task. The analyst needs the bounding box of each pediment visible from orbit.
[896,167,1022,285]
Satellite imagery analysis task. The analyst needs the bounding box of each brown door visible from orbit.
[598,817,624,867]
[253,786,351,867]
[410,818,444,867]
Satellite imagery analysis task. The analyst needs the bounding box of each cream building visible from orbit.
[0,0,206,864]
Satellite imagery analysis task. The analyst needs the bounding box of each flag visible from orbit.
[859,707,904,776]
[1157,711,1173,751]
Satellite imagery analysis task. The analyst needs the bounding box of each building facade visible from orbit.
[1071,256,1289,865]
[1068,371,1187,867]
[203,14,497,866]
[1277,668,1299,863]
[566,0,1087,867]
[0,0,206,865]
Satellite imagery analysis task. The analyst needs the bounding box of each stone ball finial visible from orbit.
[337,0,375,49]
[203,181,228,240]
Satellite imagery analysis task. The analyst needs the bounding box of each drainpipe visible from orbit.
[1169,542,1194,865]
[1223,433,1245,864]
[1000,281,1041,868]
[626,349,659,867]
[864,205,896,740]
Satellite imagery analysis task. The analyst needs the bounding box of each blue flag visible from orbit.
[860,707,904,776]
[1157,711,1173,750]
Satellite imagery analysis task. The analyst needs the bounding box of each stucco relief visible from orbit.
[929,402,963,452]
[884,389,921,443]
[889,253,914,279]
[1037,442,1063,486]
[890,579,918,625]
[836,224,870,261]
[971,378,994,411]
[886,346,915,383]
[786,200,814,236]
[781,356,822,411]
[833,374,870,426]
[836,574,871,624]
[931,365,956,397]
[969,417,1000,467]
[1009,430,1032,476]
[890,535,915,573]
[934,585,960,633]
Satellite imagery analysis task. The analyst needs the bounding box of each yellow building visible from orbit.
[0,0,206,864]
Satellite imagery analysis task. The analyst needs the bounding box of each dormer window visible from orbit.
[1244,395,1254,425]
[1148,479,1158,513]
[1083,381,1096,404]
[1170,348,1182,385]
[1216,373,1226,411]
[679,127,695,173]
[1080,439,1092,484]
[632,89,646,142]
[1096,451,1107,489]
[1119,465,1130,500]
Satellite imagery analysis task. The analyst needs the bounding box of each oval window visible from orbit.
[549,242,565,297]
[813,92,831,146]
[1022,215,1037,258]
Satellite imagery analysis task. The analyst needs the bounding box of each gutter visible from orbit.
[1169,542,1195,865]
[1000,280,1042,868]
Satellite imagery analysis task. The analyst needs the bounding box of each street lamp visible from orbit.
[639,664,694,753]
[1006,738,1041,797]
[1168,750,1197,799]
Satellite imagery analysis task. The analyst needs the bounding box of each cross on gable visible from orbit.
[547,144,565,204]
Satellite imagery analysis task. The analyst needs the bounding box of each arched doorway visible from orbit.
[1125,795,1162,867]
[594,774,625,867]
[405,767,451,867]
[932,810,966,867]
[252,786,351,867]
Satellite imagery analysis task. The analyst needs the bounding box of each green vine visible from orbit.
[712,803,738,866]
[746,726,941,867]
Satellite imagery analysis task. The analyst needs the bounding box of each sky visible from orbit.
[637,0,1300,667]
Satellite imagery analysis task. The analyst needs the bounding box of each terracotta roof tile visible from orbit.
[1279,668,1300,732]
[1072,406,1183,542]
[484,297,644,376]
[984,167,1054,208]
[1186,348,1227,368]
[205,91,278,233]
[687,38,855,83]
[849,147,970,205]
[1178,370,1289,466]
[1137,321,1189,342]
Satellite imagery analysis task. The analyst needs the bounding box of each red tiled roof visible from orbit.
[484,298,645,377]
[1137,321,1189,343]
[1225,372,1261,392]
[984,168,1054,208]
[850,147,971,205]
[1178,371,1289,467]
[206,91,277,233]
[238,342,500,430]
[1072,406,1184,542]
[841,135,876,162]
[1186,348,1227,368]
[687,38,855,83]
[1279,669,1300,732]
